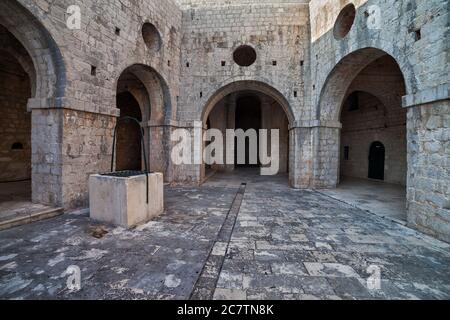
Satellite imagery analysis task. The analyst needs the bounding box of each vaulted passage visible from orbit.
[0,26,32,203]
[204,89,289,180]
[333,55,408,222]
[234,95,262,167]
[116,92,143,171]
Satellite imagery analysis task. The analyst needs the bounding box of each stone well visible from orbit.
[89,171,164,228]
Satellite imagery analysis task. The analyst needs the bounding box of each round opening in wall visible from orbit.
[233,45,257,67]
[142,23,162,52]
[333,3,356,40]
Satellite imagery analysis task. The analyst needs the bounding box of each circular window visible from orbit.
[142,23,162,52]
[333,4,356,40]
[233,45,257,67]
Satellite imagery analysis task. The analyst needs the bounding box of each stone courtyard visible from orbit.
[1,170,449,300]
[0,0,449,301]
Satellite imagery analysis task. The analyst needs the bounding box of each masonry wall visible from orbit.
[10,0,182,208]
[261,95,289,174]
[0,50,31,182]
[309,0,450,242]
[407,101,450,243]
[340,56,407,186]
[177,0,309,122]
[174,0,310,183]
[341,92,407,185]
[207,92,289,174]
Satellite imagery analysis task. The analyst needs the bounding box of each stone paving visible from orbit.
[1,170,450,300]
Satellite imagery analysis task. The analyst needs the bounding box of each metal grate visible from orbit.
[100,171,149,178]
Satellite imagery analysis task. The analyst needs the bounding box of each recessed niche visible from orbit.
[11,142,24,150]
[333,3,356,40]
[233,45,257,67]
[414,29,421,41]
[91,65,97,76]
[142,22,162,52]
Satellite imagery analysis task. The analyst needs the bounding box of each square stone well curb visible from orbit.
[89,172,164,228]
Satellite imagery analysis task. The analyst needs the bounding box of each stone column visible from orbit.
[31,107,63,207]
[147,120,176,181]
[291,120,342,189]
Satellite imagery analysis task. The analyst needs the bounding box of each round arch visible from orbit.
[0,0,66,101]
[202,80,294,127]
[116,64,173,123]
[317,47,409,122]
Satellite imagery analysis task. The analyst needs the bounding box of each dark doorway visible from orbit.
[116,92,143,171]
[205,118,212,170]
[235,95,261,167]
[368,141,385,180]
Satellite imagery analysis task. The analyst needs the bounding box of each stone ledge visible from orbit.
[290,120,342,129]
[27,97,120,117]
[402,84,450,108]
[0,207,64,231]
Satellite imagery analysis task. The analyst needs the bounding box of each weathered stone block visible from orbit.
[89,172,164,228]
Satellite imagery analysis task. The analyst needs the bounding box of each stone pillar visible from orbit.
[31,108,63,206]
[31,101,118,209]
[290,126,313,188]
[147,120,176,181]
[224,96,236,173]
[403,84,450,243]
[170,120,203,185]
[294,120,342,189]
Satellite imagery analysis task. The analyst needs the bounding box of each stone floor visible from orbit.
[0,181,62,230]
[0,169,449,300]
[0,181,32,218]
[319,177,407,224]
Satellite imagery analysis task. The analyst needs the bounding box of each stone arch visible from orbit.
[116,64,173,177]
[317,47,410,122]
[0,0,66,207]
[0,26,36,97]
[116,64,173,123]
[199,80,293,182]
[202,80,294,127]
[0,0,66,102]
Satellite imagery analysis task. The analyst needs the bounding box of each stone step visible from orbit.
[0,207,64,231]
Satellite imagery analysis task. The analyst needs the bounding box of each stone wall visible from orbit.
[407,101,450,243]
[340,56,407,186]
[0,50,31,182]
[0,0,448,243]
[309,0,450,242]
[175,0,310,183]
[4,0,182,208]
[206,92,289,174]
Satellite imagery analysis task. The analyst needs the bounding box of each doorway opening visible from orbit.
[321,53,408,223]
[368,141,385,181]
[234,95,262,168]
[0,26,32,215]
[115,92,143,171]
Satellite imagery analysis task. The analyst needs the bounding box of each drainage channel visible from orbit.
[190,183,247,300]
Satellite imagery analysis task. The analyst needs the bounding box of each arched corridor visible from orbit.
[321,53,408,222]
[202,85,291,183]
